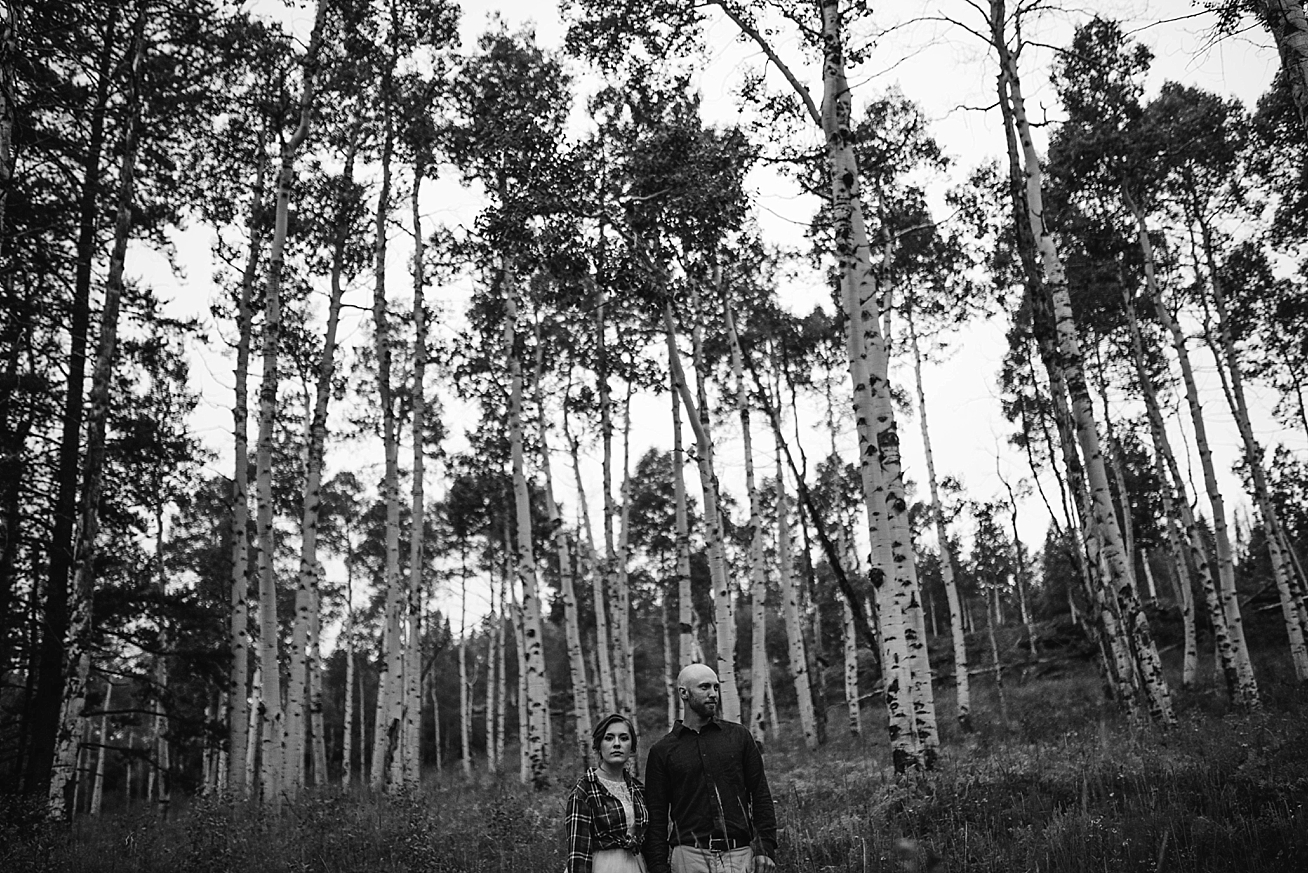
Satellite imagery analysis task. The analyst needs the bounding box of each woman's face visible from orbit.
[599,722,633,767]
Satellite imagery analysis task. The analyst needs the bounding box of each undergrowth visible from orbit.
[5,663,1306,872]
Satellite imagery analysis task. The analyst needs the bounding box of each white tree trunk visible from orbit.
[595,288,624,716]
[227,154,266,797]
[1170,552,1198,689]
[90,679,113,815]
[251,0,328,803]
[1117,233,1257,704]
[728,303,769,744]
[614,391,637,715]
[1264,0,1308,137]
[287,121,357,794]
[510,583,529,781]
[534,337,592,760]
[246,664,261,792]
[400,169,429,789]
[664,300,741,721]
[343,614,355,787]
[840,593,860,736]
[1198,213,1308,679]
[368,102,405,790]
[566,398,616,716]
[428,667,442,773]
[811,0,923,769]
[309,579,327,786]
[908,307,970,731]
[993,0,1173,725]
[503,265,550,784]
[775,449,818,750]
[484,591,497,772]
[495,575,508,766]
[458,569,471,777]
[671,375,697,669]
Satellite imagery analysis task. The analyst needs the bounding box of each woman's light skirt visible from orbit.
[592,848,648,873]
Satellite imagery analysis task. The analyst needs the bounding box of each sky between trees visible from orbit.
[140,0,1301,629]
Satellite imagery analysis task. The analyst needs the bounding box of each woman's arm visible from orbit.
[564,789,594,873]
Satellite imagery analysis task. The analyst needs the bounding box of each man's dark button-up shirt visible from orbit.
[642,719,777,873]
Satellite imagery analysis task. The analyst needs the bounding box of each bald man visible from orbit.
[642,664,778,873]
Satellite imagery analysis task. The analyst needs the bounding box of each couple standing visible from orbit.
[564,664,779,873]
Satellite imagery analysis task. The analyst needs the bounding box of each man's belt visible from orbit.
[706,835,752,852]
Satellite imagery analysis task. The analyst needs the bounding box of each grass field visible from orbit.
[5,624,1307,872]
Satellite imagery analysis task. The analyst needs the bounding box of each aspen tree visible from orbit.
[774,447,818,751]
[227,156,266,796]
[1171,553,1199,688]
[509,580,529,781]
[154,660,170,820]
[251,0,329,800]
[663,299,741,722]
[986,576,1009,725]
[665,597,678,729]
[990,0,1174,725]
[1119,237,1255,704]
[309,574,327,785]
[151,506,170,816]
[908,308,970,730]
[90,679,112,815]
[485,591,497,772]
[458,569,471,777]
[1249,1,1308,138]
[798,475,831,745]
[614,390,637,715]
[125,736,135,806]
[245,664,261,791]
[728,299,770,744]
[368,91,404,789]
[841,594,860,736]
[436,662,447,769]
[535,330,592,760]
[400,150,430,789]
[566,398,616,714]
[73,724,89,816]
[994,21,1120,698]
[702,0,940,762]
[342,584,356,787]
[671,375,697,668]
[1197,212,1308,677]
[597,289,627,714]
[495,574,508,766]
[504,267,550,785]
[810,0,927,766]
[1000,471,1036,657]
[287,113,359,795]
[865,273,938,760]
[47,1,147,818]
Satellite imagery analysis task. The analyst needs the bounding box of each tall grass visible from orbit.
[6,662,1306,872]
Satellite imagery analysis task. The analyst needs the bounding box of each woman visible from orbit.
[564,713,648,873]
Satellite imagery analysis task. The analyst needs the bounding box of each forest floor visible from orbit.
[5,616,1308,872]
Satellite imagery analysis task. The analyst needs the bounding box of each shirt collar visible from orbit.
[672,718,721,736]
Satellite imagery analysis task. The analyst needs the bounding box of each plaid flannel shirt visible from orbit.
[564,768,649,873]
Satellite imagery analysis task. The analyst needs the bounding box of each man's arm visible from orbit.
[642,744,672,873]
[743,733,777,861]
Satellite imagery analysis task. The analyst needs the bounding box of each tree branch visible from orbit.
[709,0,822,127]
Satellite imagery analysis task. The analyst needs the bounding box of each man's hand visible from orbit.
[753,854,777,873]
